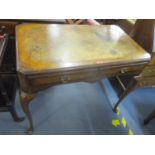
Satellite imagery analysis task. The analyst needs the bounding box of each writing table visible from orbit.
[16,24,150,134]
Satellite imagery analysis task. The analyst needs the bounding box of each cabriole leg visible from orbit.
[19,90,35,134]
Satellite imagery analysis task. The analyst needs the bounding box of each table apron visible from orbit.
[18,64,145,93]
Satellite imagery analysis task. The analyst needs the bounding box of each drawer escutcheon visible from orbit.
[61,75,71,83]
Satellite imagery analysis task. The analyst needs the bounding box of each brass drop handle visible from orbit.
[121,68,129,74]
[61,75,71,83]
[139,82,146,86]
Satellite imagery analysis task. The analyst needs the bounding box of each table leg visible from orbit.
[19,91,35,134]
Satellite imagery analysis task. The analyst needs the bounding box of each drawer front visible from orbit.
[98,65,144,77]
[140,65,155,76]
[137,76,155,87]
[29,64,145,87]
[29,69,98,86]
[150,55,155,65]
[138,80,155,87]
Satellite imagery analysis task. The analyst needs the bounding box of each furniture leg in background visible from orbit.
[113,78,137,112]
[9,78,25,122]
[144,108,155,125]
[0,76,25,122]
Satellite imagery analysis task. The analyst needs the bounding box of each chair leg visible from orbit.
[19,91,35,135]
[113,79,137,112]
[144,109,155,125]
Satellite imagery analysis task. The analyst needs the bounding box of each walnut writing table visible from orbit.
[16,24,150,134]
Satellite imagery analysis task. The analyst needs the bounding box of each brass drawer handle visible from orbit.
[61,75,71,83]
[148,69,155,73]
[121,68,129,74]
[139,82,145,86]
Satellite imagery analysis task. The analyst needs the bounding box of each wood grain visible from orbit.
[16,24,150,74]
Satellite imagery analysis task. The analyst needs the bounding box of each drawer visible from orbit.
[29,64,146,86]
[150,55,155,65]
[98,65,145,77]
[136,76,155,87]
[140,65,155,76]
[29,68,98,86]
